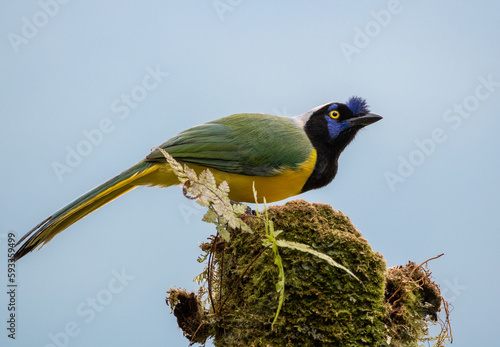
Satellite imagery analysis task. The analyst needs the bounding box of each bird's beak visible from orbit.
[348,113,383,128]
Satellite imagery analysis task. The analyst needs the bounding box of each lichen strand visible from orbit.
[211,199,388,346]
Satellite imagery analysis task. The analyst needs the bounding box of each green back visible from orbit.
[146,113,313,176]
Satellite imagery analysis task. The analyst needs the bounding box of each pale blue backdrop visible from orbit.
[1,1,499,346]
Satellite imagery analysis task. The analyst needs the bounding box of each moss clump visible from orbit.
[166,289,209,344]
[384,262,446,346]
[166,199,450,346]
[169,200,388,345]
[211,199,388,346]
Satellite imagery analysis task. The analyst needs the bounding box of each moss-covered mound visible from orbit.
[169,200,387,345]
[166,199,448,346]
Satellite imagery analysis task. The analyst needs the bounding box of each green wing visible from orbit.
[146,113,314,176]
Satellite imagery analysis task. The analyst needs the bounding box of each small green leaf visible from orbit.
[219,226,231,242]
[202,209,218,224]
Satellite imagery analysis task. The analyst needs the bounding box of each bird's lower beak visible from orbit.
[348,113,383,128]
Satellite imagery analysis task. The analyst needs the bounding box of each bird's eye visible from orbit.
[329,110,340,119]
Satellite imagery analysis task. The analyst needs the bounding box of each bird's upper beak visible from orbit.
[348,113,382,128]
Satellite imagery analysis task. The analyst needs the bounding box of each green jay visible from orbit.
[13,96,381,261]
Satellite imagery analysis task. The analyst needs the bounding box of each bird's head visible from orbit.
[295,96,382,192]
[295,96,382,151]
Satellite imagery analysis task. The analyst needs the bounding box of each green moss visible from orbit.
[167,199,449,346]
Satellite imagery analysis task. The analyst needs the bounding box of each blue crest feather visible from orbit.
[327,104,338,111]
[346,96,370,115]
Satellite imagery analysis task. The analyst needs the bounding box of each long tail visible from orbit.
[13,161,159,261]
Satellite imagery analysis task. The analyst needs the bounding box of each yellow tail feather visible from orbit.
[13,162,161,260]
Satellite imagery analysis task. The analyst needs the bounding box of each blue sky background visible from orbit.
[1,1,499,346]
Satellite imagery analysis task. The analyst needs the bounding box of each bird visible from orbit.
[13,96,381,261]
